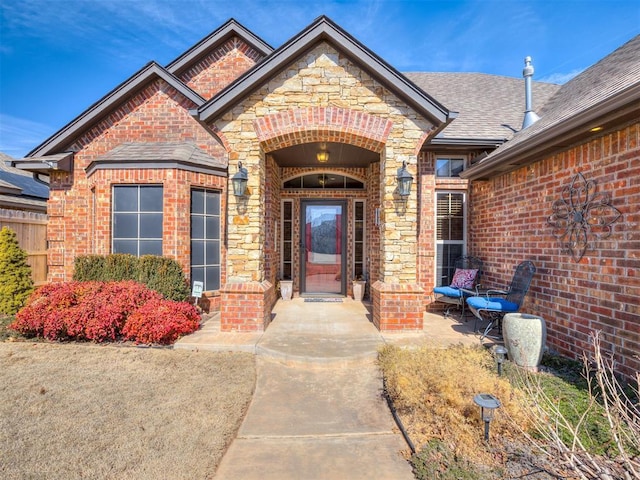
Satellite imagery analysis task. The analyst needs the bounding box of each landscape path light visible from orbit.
[494,345,508,376]
[473,393,501,442]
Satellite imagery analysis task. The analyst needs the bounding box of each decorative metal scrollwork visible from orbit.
[547,172,621,262]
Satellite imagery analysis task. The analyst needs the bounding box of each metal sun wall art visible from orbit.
[547,172,621,262]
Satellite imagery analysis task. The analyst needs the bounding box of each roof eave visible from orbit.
[27,63,205,158]
[424,136,507,149]
[198,16,451,126]
[461,83,640,180]
[13,152,74,175]
[85,159,227,178]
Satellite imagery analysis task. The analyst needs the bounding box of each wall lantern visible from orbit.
[231,161,248,197]
[494,345,508,376]
[316,150,329,163]
[396,161,413,197]
[473,393,501,442]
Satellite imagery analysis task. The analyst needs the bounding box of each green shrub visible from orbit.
[103,253,139,281]
[138,255,190,301]
[73,255,106,281]
[73,254,189,301]
[0,226,34,315]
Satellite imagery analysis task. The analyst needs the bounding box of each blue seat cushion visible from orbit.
[433,286,463,298]
[466,296,519,312]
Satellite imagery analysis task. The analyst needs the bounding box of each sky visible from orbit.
[0,0,638,158]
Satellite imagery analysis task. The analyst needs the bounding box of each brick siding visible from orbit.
[468,121,640,377]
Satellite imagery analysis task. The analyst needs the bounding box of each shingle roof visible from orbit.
[405,72,560,143]
[85,142,226,176]
[0,155,49,199]
[463,34,640,179]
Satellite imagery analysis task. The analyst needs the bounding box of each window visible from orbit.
[436,157,465,177]
[191,189,221,291]
[112,185,163,256]
[283,173,364,189]
[353,200,366,279]
[435,192,466,286]
[281,200,293,280]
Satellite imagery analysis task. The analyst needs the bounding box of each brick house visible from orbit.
[14,18,639,374]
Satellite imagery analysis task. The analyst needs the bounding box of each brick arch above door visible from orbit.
[253,106,393,153]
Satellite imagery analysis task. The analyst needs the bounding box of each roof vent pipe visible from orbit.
[522,56,540,129]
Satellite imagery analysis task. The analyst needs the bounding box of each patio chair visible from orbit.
[433,256,483,319]
[466,260,536,340]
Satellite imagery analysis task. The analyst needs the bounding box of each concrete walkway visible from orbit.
[175,298,482,479]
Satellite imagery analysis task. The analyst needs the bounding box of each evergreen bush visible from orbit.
[73,254,190,301]
[0,226,34,315]
[104,253,139,281]
[138,255,190,301]
[73,255,106,281]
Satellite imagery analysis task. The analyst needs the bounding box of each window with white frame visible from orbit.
[436,157,465,177]
[191,189,221,291]
[435,192,466,287]
[112,185,163,256]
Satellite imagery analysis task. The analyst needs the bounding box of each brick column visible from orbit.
[371,280,425,331]
[220,281,276,332]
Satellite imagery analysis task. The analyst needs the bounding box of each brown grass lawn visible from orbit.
[0,342,256,480]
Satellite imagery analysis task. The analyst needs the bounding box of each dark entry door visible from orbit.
[300,201,346,295]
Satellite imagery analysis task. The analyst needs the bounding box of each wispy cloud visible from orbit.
[0,114,55,158]
[539,69,583,85]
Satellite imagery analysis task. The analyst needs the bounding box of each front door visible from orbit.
[300,201,346,295]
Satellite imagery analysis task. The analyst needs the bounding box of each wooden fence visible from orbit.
[0,208,48,285]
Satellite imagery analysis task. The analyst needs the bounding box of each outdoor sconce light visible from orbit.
[231,161,248,197]
[396,161,414,197]
[473,393,501,442]
[494,345,508,376]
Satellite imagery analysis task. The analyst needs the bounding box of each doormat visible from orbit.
[304,298,343,303]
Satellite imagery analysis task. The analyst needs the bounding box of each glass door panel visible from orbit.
[301,202,345,295]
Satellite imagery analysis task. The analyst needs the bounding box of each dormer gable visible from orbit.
[166,19,273,100]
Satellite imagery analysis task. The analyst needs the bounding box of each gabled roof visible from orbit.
[28,62,205,158]
[197,15,453,127]
[166,18,273,75]
[406,73,560,147]
[462,34,640,180]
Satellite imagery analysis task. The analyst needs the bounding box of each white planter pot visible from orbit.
[353,281,366,301]
[503,313,547,371]
[280,280,293,301]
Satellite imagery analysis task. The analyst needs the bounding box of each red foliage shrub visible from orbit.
[123,299,200,345]
[10,281,163,342]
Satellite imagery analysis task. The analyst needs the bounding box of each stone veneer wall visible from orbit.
[468,121,640,377]
[213,43,435,285]
[211,42,436,330]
